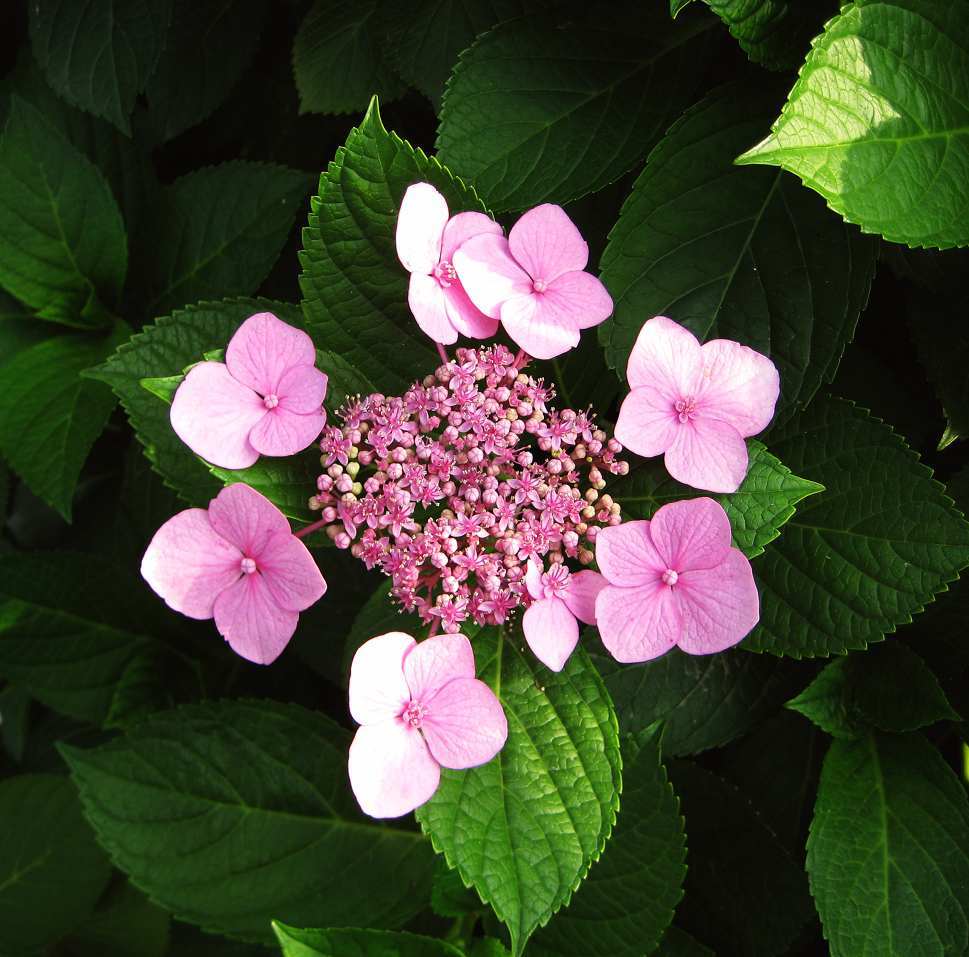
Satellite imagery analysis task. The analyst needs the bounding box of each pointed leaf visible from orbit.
[273,923,464,957]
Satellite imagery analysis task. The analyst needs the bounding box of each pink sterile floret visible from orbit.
[170,312,328,470]
[396,182,503,345]
[453,204,613,360]
[140,483,326,665]
[522,559,605,672]
[347,631,508,818]
[595,497,759,663]
[614,315,779,493]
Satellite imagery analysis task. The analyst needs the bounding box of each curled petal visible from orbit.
[524,558,543,600]
[225,312,318,397]
[595,520,665,587]
[562,570,606,625]
[698,338,780,437]
[453,233,531,319]
[648,497,732,573]
[207,483,291,556]
[396,183,449,275]
[403,633,476,703]
[348,632,414,726]
[665,416,749,493]
[614,385,680,458]
[626,315,702,396]
[408,273,458,345]
[277,364,328,415]
[522,596,579,672]
[248,407,326,458]
[444,285,500,340]
[508,204,588,282]
[257,531,327,612]
[500,293,580,360]
[596,581,681,664]
[422,677,507,769]
[440,211,502,263]
[212,573,298,665]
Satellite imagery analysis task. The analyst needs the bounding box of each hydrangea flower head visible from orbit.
[348,631,507,817]
[454,204,613,359]
[595,497,759,663]
[170,312,328,469]
[141,483,326,664]
[395,182,503,345]
[614,316,779,492]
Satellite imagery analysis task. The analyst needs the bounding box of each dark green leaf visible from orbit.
[655,927,715,957]
[273,923,464,957]
[0,683,30,762]
[66,880,170,957]
[209,454,320,525]
[430,858,480,918]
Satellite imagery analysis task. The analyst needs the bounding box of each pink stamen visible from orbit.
[532,279,548,293]
[402,700,427,728]
[263,393,279,410]
[674,396,696,423]
[662,568,679,586]
[240,557,257,575]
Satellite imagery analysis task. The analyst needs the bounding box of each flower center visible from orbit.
[402,700,426,728]
[674,396,696,423]
[240,557,258,575]
[661,568,679,587]
[532,278,548,293]
[264,393,279,410]
[434,260,457,288]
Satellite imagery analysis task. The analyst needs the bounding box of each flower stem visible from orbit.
[294,517,328,539]
[436,342,450,365]
[513,348,529,369]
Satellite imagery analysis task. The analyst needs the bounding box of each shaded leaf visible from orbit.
[273,923,464,956]
[66,880,170,957]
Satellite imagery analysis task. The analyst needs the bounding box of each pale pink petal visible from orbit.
[348,632,414,726]
[675,549,760,654]
[562,570,606,625]
[276,364,328,415]
[443,285,500,340]
[648,497,732,573]
[140,508,242,619]
[348,720,440,818]
[500,293,580,360]
[256,531,327,612]
[544,270,613,329]
[453,233,532,319]
[626,315,702,396]
[508,204,588,283]
[169,362,264,470]
[207,483,291,555]
[422,677,507,769]
[409,273,458,345]
[697,338,780,437]
[440,211,502,262]
[248,407,326,457]
[522,596,579,672]
[403,633,475,702]
[614,385,680,458]
[664,416,749,493]
[396,183,449,275]
[595,581,681,664]
[213,573,298,665]
[595,520,666,587]
[225,312,317,396]
[524,559,543,600]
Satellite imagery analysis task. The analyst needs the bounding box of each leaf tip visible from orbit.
[735,134,781,167]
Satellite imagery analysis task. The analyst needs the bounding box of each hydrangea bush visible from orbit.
[1,2,969,956]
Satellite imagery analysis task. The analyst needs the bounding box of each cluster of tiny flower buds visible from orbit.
[310,345,628,633]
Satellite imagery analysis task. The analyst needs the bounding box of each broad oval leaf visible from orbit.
[416,628,621,957]
[63,700,436,942]
[737,0,969,249]
[273,923,464,957]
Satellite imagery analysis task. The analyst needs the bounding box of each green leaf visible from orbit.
[293,0,405,115]
[0,683,30,762]
[736,0,969,249]
[140,374,183,404]
[430,858,480,918]
[530,729,686,957]
[437,1,713,212]
[669,0,694,15]
[416,628,621,957]
[655,927,715,957]
[0,96,127,325]
[136,163,312,320]
[599,81,878,422]
[65,880,170,957]
[610,439,822,559]
[0,774,112,956]
[787,642,959,739]
[300,98,475,393]
[743,396,969,656]
[209,454,320,525]
[273,923,464,957]
[0,327,126,519]
[30,0,173,135]
[63,700,436,943]
[808,732,969,956]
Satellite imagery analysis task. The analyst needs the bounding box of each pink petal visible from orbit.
[614,385,680,458]
[524,558,543,600]
[248,407,326,457]
[676,549,760,654]
[403,633,476,703]
[169,362,264,470]
[595,581,681,664]
[207,483,291,555]
[545,270,613,329]
[664,416,749,493]
[697,338,780,437]
[212,572,298,664]
[595,520,666,587]
[225,312,317,396]
[440,211,502,263]
[277,364,328,415]
[500,293,580,360]
[396,183,448,275]
[626,315,702,396]
[348,632,414,726]
[422,677,507,769]
[256,530,327,612]
[648,497,732,573]
[443,285,500,340]
[409,273,458,345]
[140,508,242,619]
[508,204,588,283]
[522,596,579,672]
[348,720,441,818]
[453,233,531,319]
[562,570,606,625]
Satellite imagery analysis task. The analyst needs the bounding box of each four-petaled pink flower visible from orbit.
[454,204,613,360]
[595,497,759,663]
[347,631,508,818]
[171,312,328,470]
[141,483,326,665]
[395,183,503,345]
[614,316,779,493]
[523,560,605,672]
